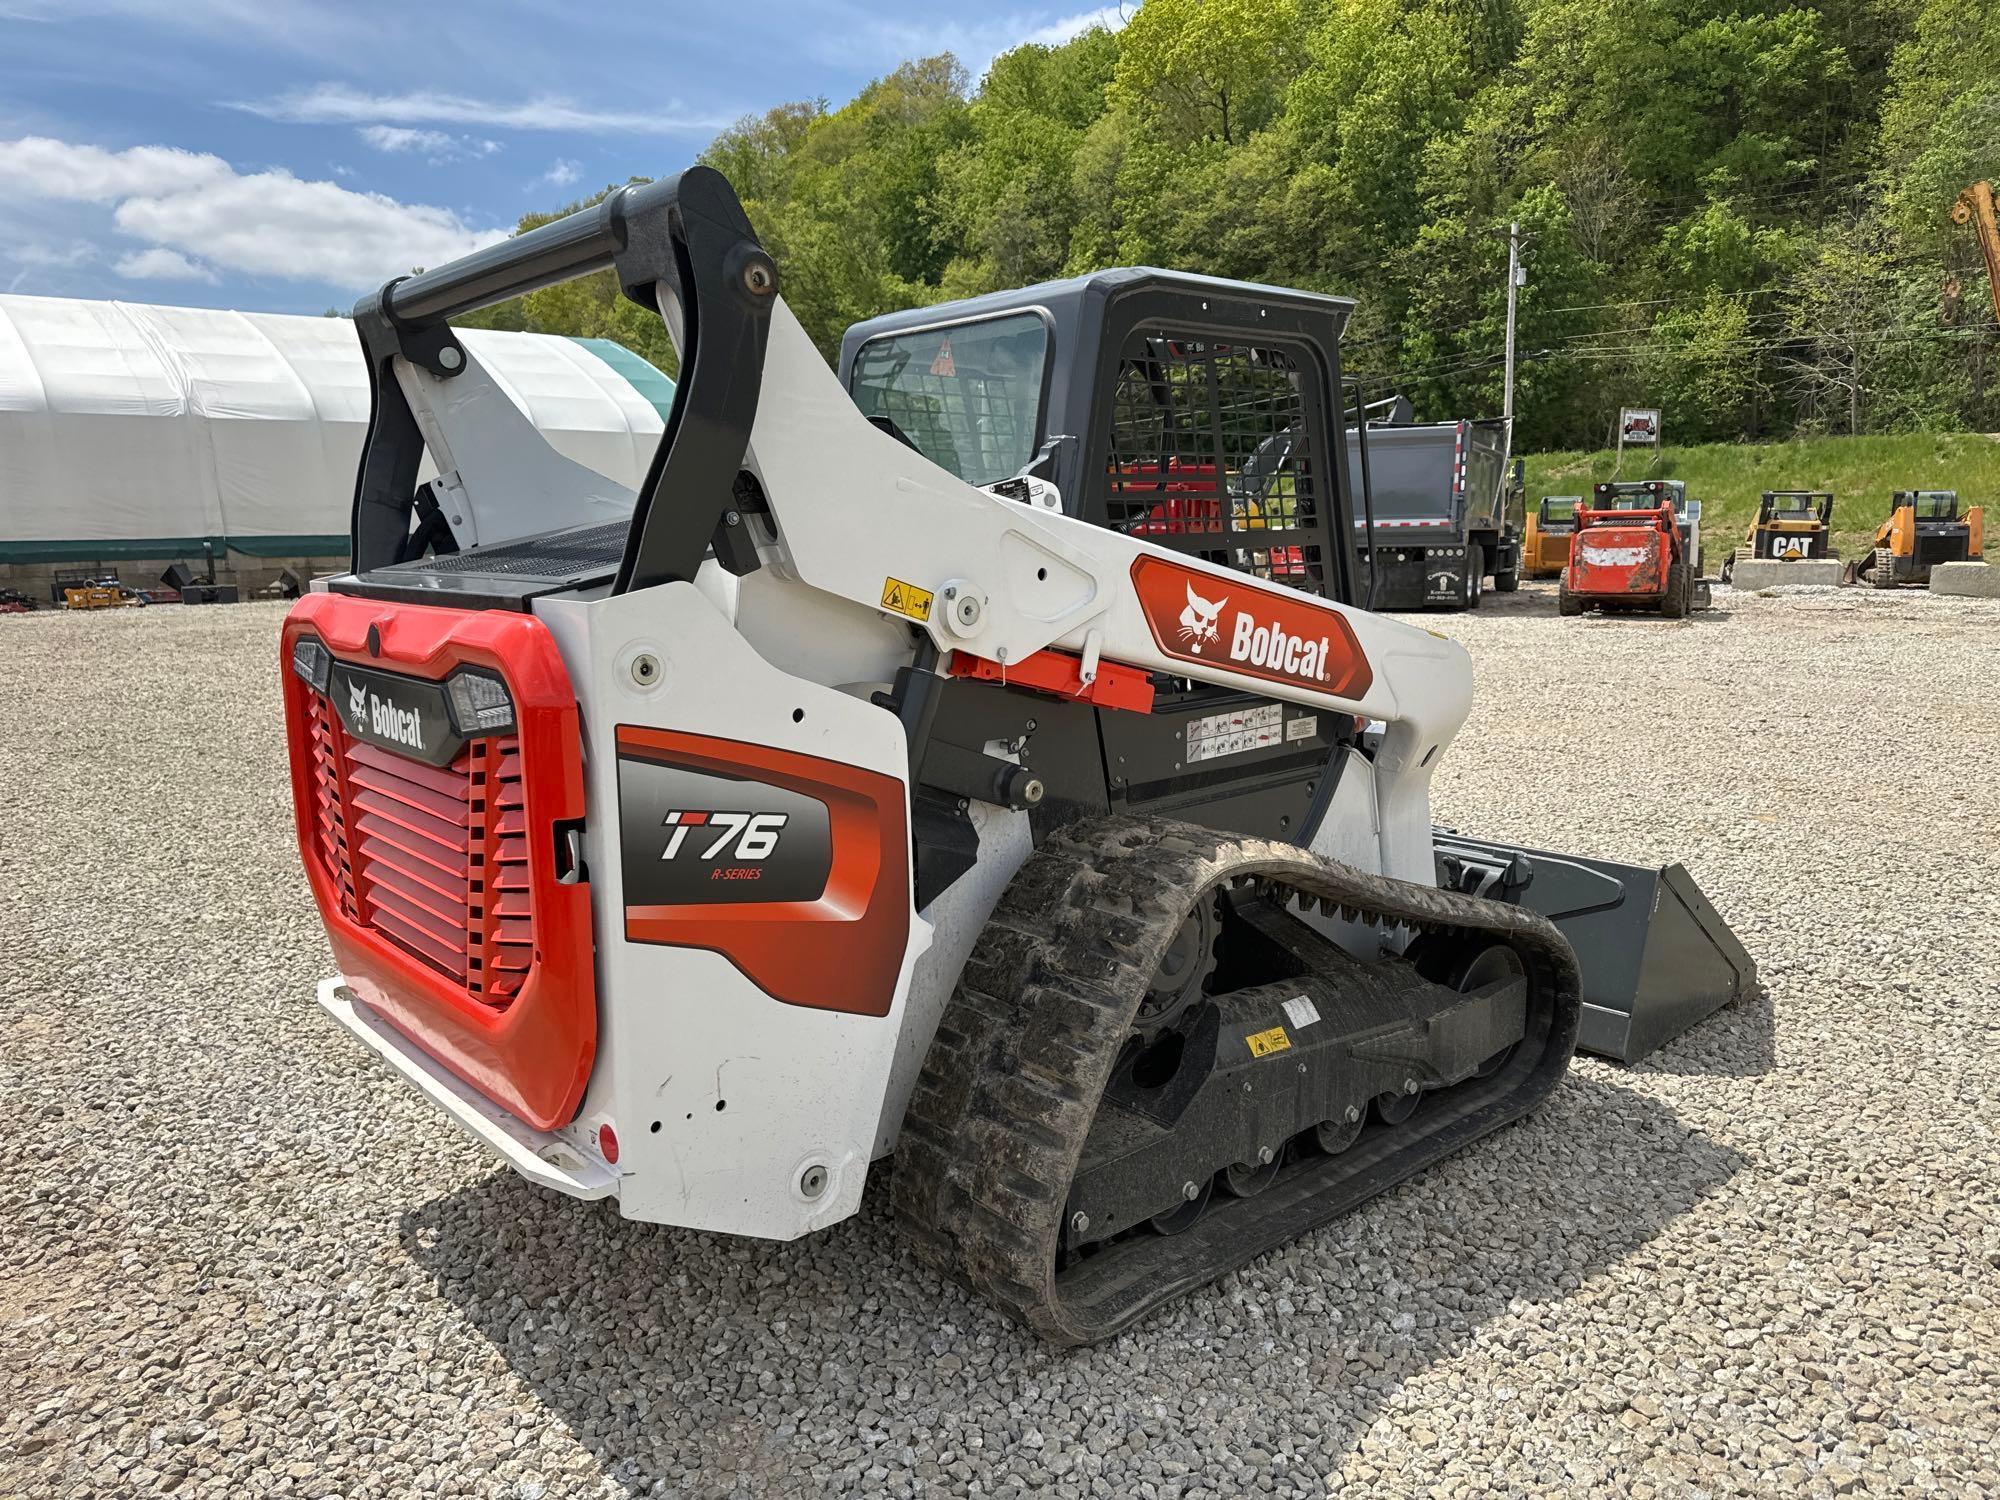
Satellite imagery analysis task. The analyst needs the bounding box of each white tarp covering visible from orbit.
[0,294,670,557]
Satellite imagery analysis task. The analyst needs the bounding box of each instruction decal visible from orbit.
[1246,1025,1292,1058]
[880,577,934,622]
[1185,702,1283,763]
[1281,995,1321,1030]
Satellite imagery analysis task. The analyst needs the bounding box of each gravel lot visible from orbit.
[3,585,1997,1499]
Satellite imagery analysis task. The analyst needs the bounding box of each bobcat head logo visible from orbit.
[1177,582,1227,653]
[349,680,369,720]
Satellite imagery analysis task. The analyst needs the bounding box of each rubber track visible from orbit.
[893,815,1582,1346]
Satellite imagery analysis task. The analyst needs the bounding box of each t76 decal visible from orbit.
[1130,555,1373,700]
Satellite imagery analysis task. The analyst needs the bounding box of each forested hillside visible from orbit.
[462,0,2000,452]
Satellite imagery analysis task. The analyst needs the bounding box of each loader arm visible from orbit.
[341,168,1471,883]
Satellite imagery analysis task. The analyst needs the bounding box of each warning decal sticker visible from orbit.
[1246,1025,1292,1058]
[880,577,935,622]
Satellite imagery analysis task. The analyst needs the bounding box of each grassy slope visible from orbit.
[1522,432,2000,563]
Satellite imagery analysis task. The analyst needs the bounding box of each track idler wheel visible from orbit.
[1220,1152,1283,1198]
[1374,1087,1421,1125]
[1149,1176,1213,1233]
[1315,1109,1364,1155]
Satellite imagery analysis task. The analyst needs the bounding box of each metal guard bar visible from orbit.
[347,165,778,594]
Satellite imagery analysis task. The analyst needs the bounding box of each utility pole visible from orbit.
[1502,220,1523,429]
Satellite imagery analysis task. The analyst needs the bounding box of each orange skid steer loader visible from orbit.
[1558,495,1696,617]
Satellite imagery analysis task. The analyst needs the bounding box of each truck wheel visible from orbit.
[1463,546,1485,610]
[1662,562,1691,619]
[1493,566,1519,593]
[1557,570,1582,617]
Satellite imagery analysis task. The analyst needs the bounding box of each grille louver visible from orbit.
[307,710,525,1008]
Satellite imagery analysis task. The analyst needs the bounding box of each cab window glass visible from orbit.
[849,314,1047,486]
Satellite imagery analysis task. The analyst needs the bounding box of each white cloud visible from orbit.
[238,83,726,135]
[358,125,456,155]
[357,125,504,163]
[0,137,230,203]
[114,246,217,282]
[541,159,582,188]
[0,134,507,290]
[1022,5,1129,47]
[10,240,98,268]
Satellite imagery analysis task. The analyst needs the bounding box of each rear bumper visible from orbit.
[1360,547,1469,608]
[316,976,615,1200]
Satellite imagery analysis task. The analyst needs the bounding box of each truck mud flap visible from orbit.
[1431,830,1756,1063]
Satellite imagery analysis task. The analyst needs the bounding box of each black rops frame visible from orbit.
[842,273,1369,609]
[346,166,777,593]
[1077,282,1362,606]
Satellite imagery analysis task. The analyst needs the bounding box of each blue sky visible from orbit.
[0,0,1124,313]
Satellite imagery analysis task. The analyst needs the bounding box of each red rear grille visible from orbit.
[306,714,526,1008]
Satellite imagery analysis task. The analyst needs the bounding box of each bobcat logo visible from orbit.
[1178,582,1228,653]
[349,681,369,720]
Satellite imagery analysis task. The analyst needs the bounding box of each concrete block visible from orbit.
[1929,561,2000,598]
[1729,558,1845,590]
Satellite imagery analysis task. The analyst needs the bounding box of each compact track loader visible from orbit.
[1522,496,1580,578]
[1721,491,1836,582]
[281,169,1754,1344]
[1846,490,1984,587]
[1748,490,1835,561]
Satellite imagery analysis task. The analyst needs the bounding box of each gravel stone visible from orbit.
[2,586,1998,1498]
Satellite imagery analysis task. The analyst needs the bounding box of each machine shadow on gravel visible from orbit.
[396,1078,1743,1496]
[1629,982,1775,1079]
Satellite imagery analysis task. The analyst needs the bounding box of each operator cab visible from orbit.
[841,269,1368,607]
[1902,489,1960,520]
[1766,492,1822,519]
[1538,496,1580,529]
[1593,479,1703,571]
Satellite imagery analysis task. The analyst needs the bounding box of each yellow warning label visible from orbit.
[880,577,934,622]
[1246,1025,1292,1058]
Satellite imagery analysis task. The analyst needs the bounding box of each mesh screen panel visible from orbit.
[1101,335,1330,595]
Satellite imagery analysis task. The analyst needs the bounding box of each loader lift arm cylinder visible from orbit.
[348,168,778,591]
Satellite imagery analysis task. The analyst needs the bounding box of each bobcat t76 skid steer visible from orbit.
[281,169,1754,1344]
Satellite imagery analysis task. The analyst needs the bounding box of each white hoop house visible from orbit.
[0,294,673,563]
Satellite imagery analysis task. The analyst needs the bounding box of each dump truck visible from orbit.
[1847,490,1984,587]
[1340,417,1521,609]
[280,168,1754,1345]
[1523,496,1581,578]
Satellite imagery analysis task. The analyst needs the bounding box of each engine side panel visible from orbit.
[534,583,930,1239]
